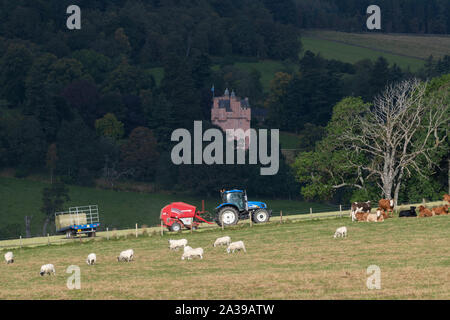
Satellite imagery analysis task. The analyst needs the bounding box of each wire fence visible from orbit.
[1,199,446,250]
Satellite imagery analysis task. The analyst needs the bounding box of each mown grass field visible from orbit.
[0,176,333,238]
[301,33,425,71]
[1,213,450,299]
[303,30,450,61]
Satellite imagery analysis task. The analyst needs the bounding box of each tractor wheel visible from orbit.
[252,208,270,223]
[216,206,239,227]
[170,222,182,232]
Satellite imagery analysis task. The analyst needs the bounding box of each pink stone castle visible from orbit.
[211,88,251,149]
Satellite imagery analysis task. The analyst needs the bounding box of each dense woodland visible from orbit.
[0,0,449,209]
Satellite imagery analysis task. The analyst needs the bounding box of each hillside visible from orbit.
[0,176,334,239]
[1,215,450,299]
[300,30,450,71]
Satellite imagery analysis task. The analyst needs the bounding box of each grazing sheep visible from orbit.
[227,241,246,254]
[168,239,188,250]
[213,236,231,247]
[333,226,347,238]
[432,205,449,216]
[399,206,417,217]
[40,264,55,276]
[183,246,193,253]
[418,205,434,218]
[181,247,203,260]
[4,252,14,264]
[86,253,96,265]
[117,249,134,262]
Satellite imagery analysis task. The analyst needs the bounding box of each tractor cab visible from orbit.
[216,189,271,227]
[220,189,248,212]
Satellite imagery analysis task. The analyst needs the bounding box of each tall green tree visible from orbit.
[0,43,33,105]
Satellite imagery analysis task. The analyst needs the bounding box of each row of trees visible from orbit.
[296,0,450,34]
[0,0,301,65]
[265,52,409,134]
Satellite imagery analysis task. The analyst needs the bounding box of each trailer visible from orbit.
[55,205,100,238]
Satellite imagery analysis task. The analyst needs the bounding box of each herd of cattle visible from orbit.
[350,194,450,222]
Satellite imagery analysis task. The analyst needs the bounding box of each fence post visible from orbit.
[135,223,138,238]
[106,227,109,240]
[249,211,253,227]
[280,211,283,224]
[160,221,163,236]
[310,208,313,219]
[221,219,224,231]
[20,235,22,249]
[340,205,342,218]
[47,233,50,246]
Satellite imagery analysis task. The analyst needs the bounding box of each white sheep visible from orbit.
[181,247,203,260]
[227,241,246,254]
[168,239,188,250]
[213,236,231,247]
[117,249,134,262]
[183,246,193,253]
[40,264,56,276]
[333,226,347,238]
[4,252,14,264]
[86,253,97,265]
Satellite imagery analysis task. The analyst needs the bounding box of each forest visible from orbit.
[0,0,449,206]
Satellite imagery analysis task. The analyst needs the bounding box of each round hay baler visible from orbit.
[160,201,213,232]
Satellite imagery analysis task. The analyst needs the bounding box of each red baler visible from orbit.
[160,201,213,232]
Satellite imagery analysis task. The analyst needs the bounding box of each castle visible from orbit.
[211,88,251,149]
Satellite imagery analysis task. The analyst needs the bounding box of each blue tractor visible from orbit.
[215,189,272,227]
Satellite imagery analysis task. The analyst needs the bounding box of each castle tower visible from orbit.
[211,89,251,149]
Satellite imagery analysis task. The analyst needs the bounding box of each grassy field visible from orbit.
[301,33,425,72]
[0,176,333,238]
[303,30,450,61]
[1,212,450,299]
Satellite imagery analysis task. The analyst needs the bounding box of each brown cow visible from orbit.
[418,205,434,218]
[376,207,388,219]
[351,201,371,221]
[444,194,450,203]
[432,204,449,216]
[355,211,369,221]
[378,199,394,217]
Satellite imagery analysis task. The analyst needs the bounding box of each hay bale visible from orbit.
[55,213,87,230]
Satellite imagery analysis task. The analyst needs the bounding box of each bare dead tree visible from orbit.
[24,215,32,238]
[102,156,134,189]
[341,79,449,205]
